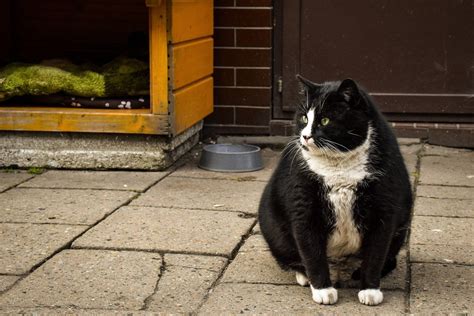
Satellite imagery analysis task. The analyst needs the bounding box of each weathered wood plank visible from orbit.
[149,1,169,115]
[171,0,213,43]
[0,107,169,134]
[172,37,213,89]
[172,76,213,135]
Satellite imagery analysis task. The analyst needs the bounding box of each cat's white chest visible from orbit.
[302,144,371,258]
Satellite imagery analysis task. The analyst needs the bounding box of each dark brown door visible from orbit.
[274,0,474,123]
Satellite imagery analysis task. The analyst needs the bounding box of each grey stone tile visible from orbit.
[410,263,473,314]
[414,196,473,218]
[0,223,88,274]
[0,275,20,292]
[0,308,157,315]
[397,138,421,146]
[73,206,254,257]
[19,170,168,191]
[171,148,280,182]
[424,144,472,156]
[0,250,161,310]
[165,253,227,272]
[131,177,266,214]
[252,222,261,234]
[0,188,136,225]
[419,155,474,187]
[399,143,422,156]
[410,216,474,264]
[222,250,294,285]
[410,244,473,265]
[417,185,474,200]
[0,171,34,192]
[240,234,269,252]
[147,254,227,313]
[199,283,405,315]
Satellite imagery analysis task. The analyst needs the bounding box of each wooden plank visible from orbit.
[173,76,213,135]
[0,107,169,134]
[171,0,213,43]
[149,1,169,115]
[172,37,213,89]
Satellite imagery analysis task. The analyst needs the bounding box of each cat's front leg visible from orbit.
[358,223,395,306]
[292,222,337,305]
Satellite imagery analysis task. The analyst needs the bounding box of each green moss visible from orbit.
[27,167,44,175]
[0,57,149,101]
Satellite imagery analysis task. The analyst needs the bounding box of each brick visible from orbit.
[0,223,87,274]
[205,106,235,125]
[236,68,271,86]
[215,48,271,67]
[236,29,271,47]
[0,250,161,310]
[215,8,272,27]
[214,67,235,86]
[0,171,34,193]
[235,107,270,126]
[214,28,235,47]
[0,188,135,225]
[410,263,473,313]
[215,87,271,106]
[131,176,265,214]
[237,0,272,6]
[19,170,168,192]
[73,206,254,257]
[200,284,405,314]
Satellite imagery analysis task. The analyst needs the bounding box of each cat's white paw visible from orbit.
[358,289,383,306]
[295,272,309,286]
[310,286,338,305]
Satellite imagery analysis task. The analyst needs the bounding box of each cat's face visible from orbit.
[296,77,371,153]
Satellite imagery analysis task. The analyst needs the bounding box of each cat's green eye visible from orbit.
[301,115,308,124]
[321,117,330,126]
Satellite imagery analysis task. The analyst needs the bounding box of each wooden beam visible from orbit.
[0,107,169,134]
[149,1,169,115]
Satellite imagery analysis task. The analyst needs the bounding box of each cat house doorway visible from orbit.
[0,0,214,136]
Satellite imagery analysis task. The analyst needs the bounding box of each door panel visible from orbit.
[276,0,473,122]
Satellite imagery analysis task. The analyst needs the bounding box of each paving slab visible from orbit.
[414,196,473,218]
[19,170,168,191]
[419,155,474,187]
[0,308,162,315]
[424,144,472,156]
[417,185,474,200]
[239,234,269,252]
[147,254,227,313]
[0,223,88,274]
[410,216,474,264]
[397,138,421,145]
[131,177,265,214]
[73,206,255,257]
[0,171,34,192]
[0,250,161,310]
[0,188,136,225]
[199,283,405,315]
[410,263,473,314]
[0,275,20,292]
[171,148,280,182]
[223,247,407,290]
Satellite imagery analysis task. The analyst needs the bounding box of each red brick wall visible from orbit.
[205,0,273,135]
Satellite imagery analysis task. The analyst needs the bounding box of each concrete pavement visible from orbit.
[0,139,472,314]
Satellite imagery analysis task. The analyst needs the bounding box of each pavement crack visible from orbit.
[140,255,166,310]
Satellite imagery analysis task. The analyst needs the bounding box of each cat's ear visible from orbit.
[337,78,361,106]
[296,74,320,95]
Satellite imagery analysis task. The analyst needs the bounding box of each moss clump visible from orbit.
[0,57,149,101]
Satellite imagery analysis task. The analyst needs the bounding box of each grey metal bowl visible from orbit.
[198,144,263,173]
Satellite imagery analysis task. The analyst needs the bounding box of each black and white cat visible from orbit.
[258,76,412,306]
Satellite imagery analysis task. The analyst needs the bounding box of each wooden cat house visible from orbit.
[0,0,213,137]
